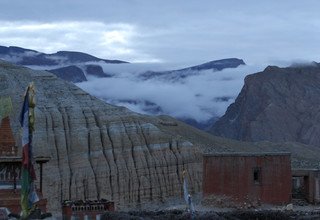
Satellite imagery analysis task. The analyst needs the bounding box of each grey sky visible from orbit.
[1,0,320,64]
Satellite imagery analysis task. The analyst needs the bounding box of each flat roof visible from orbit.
[203,152,291,157]
[0,156,51,163]
[292,168,319,171]
[0,156,21,163]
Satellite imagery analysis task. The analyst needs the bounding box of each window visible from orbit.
[253,167,261,184]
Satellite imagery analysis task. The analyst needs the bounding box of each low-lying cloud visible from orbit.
[77,64,264,122]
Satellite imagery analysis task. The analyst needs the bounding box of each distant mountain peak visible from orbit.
[182,58,245,71]
[0,45,129,65]
[140,58,245,81]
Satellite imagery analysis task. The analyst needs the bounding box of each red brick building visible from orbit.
[203,152,292,205]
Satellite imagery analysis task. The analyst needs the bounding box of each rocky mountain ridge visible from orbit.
[0,45,126,83]
[139,58,245,81]
[210,63,320,147]
[0,45,127,66]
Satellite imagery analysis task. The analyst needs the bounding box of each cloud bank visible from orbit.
[77,64,264,122]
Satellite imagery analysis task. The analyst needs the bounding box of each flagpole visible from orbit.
[183,169,195,219]
[20,83,39,219]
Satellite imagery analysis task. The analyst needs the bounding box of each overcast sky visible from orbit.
[1,0,320,65]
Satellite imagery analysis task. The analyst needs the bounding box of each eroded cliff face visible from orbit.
[210,64,320,146]
[0,60,202,212]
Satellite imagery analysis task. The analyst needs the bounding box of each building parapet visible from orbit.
[203,152,291,157]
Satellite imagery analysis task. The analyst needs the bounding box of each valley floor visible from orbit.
[99,196,320,220]
[46,193,320,219]
[47,198,320,220]
[100,209,320,220]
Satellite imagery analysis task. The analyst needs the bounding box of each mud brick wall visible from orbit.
[203,153,292,205]
[0,117,17,156]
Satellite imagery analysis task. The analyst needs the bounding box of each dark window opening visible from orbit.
[253,167,261,184]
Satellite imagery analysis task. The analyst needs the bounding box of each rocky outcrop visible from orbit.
[210,63,320,146]
[49,65,87,83]
[85,64,113,78]
[0,60,203,212]
[48,64,113,83]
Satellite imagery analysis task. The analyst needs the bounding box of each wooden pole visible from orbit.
[40,162,43,193]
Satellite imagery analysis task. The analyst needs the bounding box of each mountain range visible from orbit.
[0,45,246,130]
[0,45,127,66]
[0,45,245,83]
[0,45,127,83]
[6,45,320,151]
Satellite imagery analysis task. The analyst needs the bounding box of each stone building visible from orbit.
[292,169,320,204]
[203,152,292,205]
